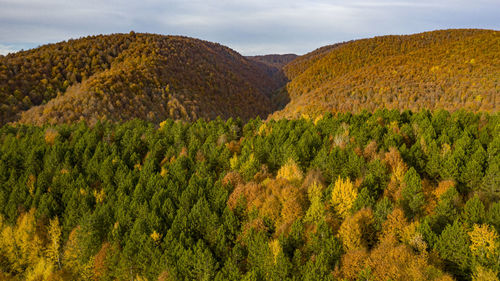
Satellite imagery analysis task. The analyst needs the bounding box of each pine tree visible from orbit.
[435,220,472,278]
[401,167,425,218]
[462,195,486,225]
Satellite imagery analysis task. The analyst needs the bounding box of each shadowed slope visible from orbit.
[1,33,286,125]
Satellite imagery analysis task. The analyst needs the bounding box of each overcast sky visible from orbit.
[0,0,499,56]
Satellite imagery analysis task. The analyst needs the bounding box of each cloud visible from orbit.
[0,0,498,55]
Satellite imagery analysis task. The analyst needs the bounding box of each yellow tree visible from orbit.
[0,210,44,274]
[472,266,499,281]
[304,181,325,223]
[63,227,82,273]
[46,217,62,269]
[468,224,499,266]
[338,208,375,251]
[277,158,303,184]
[269,239,282,264]
[331,176,357,218]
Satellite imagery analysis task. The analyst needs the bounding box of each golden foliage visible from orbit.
[159,120,168,129]
[272,29,500,119]
[380,208,408,244]
[25,257,54,281]
[93,242,110,280]
[304,181,326,223]
[46,217,62,269]
[62,227,82,272]
[160,166,168,177]
[338,208,375,251]
[472,266,499,281]
[222,171,243,189]
[0,209,43,273]
[338,240,454,281]
[44,128,59,145]
[384,147,407,201]
[228,175,307,234]
[363,140,379,160]
[468,224,499,262]
[331,176,357,218]
[269,239,282,264]
[151,230,162,243]
[93,189,106,204]
[366,242,453,281]
[5,33,286,125]
[433,180,456,200]
[27,174,36,196]
[335,248,369,280]
[276,158,303,183]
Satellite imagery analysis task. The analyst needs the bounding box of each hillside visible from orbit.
[246,54,298,69]
[0,111,499,280]
[271,29,500,119]
[0,33,286,125]
[246,54,298,109]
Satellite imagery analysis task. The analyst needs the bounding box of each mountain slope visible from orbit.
[0,33,286,125]
[271,29,500,118]
[246,54,298,69]
[246,54,298,109]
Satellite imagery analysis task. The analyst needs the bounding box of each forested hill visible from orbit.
[271,29,500,119]
[246,54,298,69]
[0,110,499,280]
[0,32,287,125]
[3,29,498,126]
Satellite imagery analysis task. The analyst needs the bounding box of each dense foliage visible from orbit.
[1,110,499,280]
[0,32,286,125]
[272,29,500,118]
[246,54,298,70]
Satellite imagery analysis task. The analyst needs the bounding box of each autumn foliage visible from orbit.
[272,29,500,119]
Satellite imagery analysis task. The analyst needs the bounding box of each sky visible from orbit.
[0,0,499,56]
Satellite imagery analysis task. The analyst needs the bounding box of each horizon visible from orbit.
[1,28,498,58]
[1,0,499,56]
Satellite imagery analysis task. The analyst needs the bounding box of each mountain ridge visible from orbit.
[271,28,500,118]
[0,33,290,125]
[1,29,499,126]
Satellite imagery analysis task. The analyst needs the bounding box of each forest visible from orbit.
[0,32,286,126]
[1,29,499,127]
[272,29,500,119]
[0,109,499,281]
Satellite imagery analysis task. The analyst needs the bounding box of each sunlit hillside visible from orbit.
[271,29,500,119]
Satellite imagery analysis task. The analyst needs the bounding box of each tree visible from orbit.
[468,224,499,267]
[401,168,425,218]
[435,220,471,278]
[487,202,500,233]
[472,266,499,281]
[46,217,62,270]
[462,195,486,225]
[277,158,303,184]
[331,176,357,218]
[304,181,325,224]
[338,208,375,251]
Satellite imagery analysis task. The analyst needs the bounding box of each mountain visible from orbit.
[0,32,287,125]
[271,29,500,119]
[246,54,298,109]
[2,29,498,125]
[246,54,298,69]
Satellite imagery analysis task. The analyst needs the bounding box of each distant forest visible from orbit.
[273,29,499,119]
[1,110,499,280]
[1,29,499,126]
